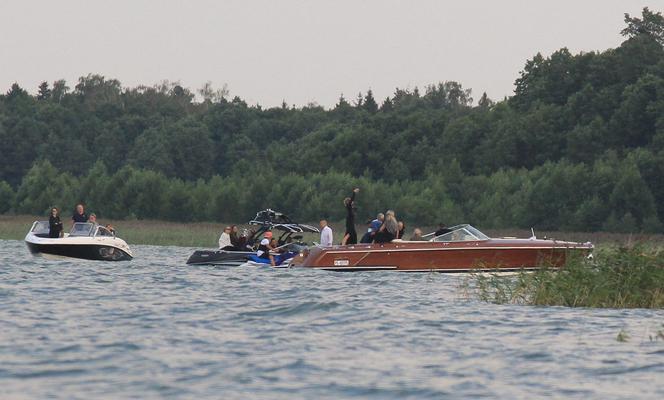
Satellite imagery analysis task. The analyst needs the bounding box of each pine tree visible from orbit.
[363,89,378,113]
[37,81,51,100]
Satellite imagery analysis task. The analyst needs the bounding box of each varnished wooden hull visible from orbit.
[290,239,593,272]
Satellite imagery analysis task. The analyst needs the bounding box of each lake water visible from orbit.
[1,239,663,399]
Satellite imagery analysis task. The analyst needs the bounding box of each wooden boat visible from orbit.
[289,224,592,272]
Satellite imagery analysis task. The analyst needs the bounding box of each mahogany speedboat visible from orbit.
[289,224,592,272]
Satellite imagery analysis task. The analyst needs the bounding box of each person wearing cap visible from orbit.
[218,226,234,250]
[257,231,276,266]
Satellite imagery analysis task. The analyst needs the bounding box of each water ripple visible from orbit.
[0,239,663,399]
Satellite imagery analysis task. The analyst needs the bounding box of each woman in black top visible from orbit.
[229,225,240,249]
[397,221,406,239]
[49,207,63,238]
[341,188,359,245]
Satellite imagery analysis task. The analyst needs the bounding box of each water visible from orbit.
[1,239,663,399]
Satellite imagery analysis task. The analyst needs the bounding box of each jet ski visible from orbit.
[25,221,133,261]
[186,209,318,266]
[245,251,299,268]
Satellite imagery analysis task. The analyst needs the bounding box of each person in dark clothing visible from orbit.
[397,221,406,239]
[435,223,452,237]
[341,188,360,245]
[230,225,240,249]
[360,220,373,243]
[72,203,88,224]
[49,207,63,238]
[374,210,398,243]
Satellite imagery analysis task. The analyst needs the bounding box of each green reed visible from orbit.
[471,245,664,308]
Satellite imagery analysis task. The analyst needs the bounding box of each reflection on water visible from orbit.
[0,239,662,399]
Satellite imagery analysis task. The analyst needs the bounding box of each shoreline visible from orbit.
[2,214,663,248]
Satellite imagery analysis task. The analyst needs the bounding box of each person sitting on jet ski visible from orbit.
[256,231,276,266]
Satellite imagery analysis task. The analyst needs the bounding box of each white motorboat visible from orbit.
[25,221,133,261]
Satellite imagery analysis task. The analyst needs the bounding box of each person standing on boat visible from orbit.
[341,188,360,245]
[319,219,333,246]
[72,203,88,225]
[48,207,63,238]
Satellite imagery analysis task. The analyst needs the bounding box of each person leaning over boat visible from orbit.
[257,231,276,266]
[374,210,398,243]
[341,188,360,245]
[359,219,373,243]
[361,212,384,243]
[72,203,88,225]
[319,219,333,246]
[49,207,63,238]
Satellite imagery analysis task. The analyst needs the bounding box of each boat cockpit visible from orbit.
[246,209,319,247]
[431,224,489,242]
[30,221,115,238]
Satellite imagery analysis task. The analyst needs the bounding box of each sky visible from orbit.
[0,0,656,108]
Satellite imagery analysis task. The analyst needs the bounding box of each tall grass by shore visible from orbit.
[2,214,664,248]
[0,215,222,247]
[470,245,664,308]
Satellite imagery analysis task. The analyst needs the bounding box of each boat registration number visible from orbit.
[334,259,349,266]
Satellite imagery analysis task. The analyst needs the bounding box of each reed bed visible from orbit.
[470,245,664,308]
[2,214,664,250]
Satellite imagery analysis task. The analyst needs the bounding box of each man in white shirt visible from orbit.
[319,219,333,246]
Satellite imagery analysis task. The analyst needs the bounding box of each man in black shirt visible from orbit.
[72,203,88,224]
[434,223,452,237]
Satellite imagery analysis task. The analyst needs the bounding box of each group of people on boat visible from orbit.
[217,225,246,250]
[319,188,447,246]
[48,203,114,238]
[210,187,455,264]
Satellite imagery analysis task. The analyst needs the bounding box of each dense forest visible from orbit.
[1,8,664,232]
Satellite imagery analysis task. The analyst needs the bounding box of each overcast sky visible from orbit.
[0,0,655,108]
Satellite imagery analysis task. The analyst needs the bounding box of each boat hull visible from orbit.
[26,241,132,261]
[186,250,252,266]
[291,239,592,272]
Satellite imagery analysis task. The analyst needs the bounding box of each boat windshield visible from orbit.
[31,221,50,235]
[95,226,114,237]
[432,224,489,242]
[70,222,96,237]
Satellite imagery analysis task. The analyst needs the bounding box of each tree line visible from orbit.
[0,8,663,232]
